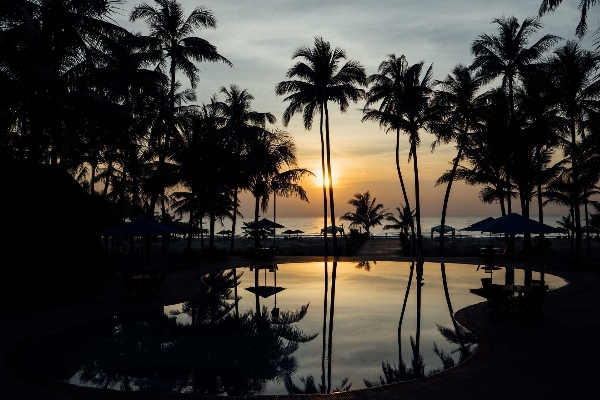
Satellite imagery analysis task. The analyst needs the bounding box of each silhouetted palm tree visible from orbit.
[130,0,232,219]
[214,85,276,251]
[340,191,390,235]
[383,205,415,237]
[276,37,367,255]
[432,64,485,255]
[393,60,437,257]
[538,0,599,39]
[547,40,600,258]
[471,15,560,214]
[363,54,413,229]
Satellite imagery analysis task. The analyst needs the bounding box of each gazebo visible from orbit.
[431,225,455,241]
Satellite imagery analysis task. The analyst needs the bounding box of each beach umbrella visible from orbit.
[461,216,498,243]
[248,218,286,229]
[293,229,304,238]
[248,218,285,248]
[431,225,455,240]
[481,213,564,235]
[282,229,295,238]
[244,286,286,298]
[481,213,564,267]
[321,225,344,235]
[461,217,496,232]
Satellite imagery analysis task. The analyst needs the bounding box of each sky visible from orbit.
[111,0,596,219]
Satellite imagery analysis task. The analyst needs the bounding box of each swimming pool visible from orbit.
[22,262,565,395]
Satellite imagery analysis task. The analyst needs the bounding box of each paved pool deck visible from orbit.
[1,241,599,399]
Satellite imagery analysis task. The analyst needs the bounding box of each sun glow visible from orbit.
[313,168,338,189]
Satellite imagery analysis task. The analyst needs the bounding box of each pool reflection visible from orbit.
[25,262,564,395]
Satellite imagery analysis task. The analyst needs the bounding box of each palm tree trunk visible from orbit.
[320,104,329,256]
[396,128,413,236]
[321,261,329,393]
[254,193,261,249]
[585,201,591,259]
[537,147,545,243]
[187,188,194,251]
[410,138,423,258]
[199,217,205,252]
[90,163,96,196]
[439,145,463,256]
[103,160,113,197]
[570,117,582,259]
[209,210,216,251]
[324,103,338,256]
[230,186,239,253]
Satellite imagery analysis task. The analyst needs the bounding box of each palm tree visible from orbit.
[547,40,600,258]
[393,60,437,257]
[362,54,413,230]
[1,0,127,164]
[340,191,390,235]
[538,0,599,39]
[246,129,303,249]
[431,64,485,255]
[471,15,561,213]
[130,0,232,219]
[269,168,314,248]
[215,85,276,252]
[276,37,367,255]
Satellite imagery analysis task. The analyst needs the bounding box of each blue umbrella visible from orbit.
[481,213,563,234]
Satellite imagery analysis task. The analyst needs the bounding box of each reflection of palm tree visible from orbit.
[276,37,367,255]
[434,262,477,369]
[364,262,422,387]
[327,261,338,393]
[321,261,328,391]
[355,260,376,271]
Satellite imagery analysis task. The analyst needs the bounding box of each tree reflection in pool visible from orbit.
[24,262,565,395]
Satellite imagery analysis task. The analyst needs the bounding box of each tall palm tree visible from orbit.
[431,64,485,255]
[471,15,560,214]
[340,191,390,235]
[547,40,600,258]
[394,60,437,258]
[276,37,367,255]
[215,85,276,252]
[362,54,413,230]
[130,0,232,219]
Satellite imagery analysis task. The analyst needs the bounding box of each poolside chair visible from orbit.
[483,284,515,315]
[519,285,548,315]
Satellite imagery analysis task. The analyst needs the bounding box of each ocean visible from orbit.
[209,215,565,239]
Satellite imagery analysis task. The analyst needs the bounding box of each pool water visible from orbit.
[23,262,565,395]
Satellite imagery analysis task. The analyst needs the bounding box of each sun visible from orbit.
[313,169,338,189]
